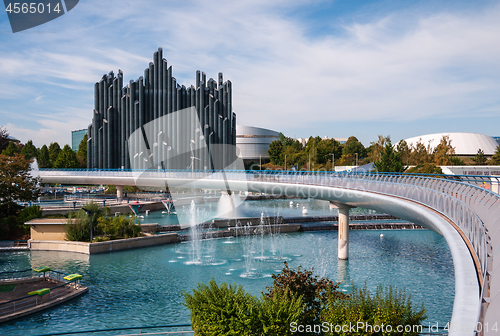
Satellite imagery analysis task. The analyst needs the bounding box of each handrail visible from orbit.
[33,324,193,336]
[37,168,498,332]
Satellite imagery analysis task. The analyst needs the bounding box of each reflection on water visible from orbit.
[0,229,453,335]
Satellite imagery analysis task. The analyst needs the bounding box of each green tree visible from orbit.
[342,136,366,158]
[374,140,406,172]
[48,142,61,166]
[0,126,10,153]
[2,141,21,156]
[0,154,40,217]
[368,135,391,163]
[38,145,51,168]
[406,164,443,174]
[77,134,88,168]
[316,138,341,165]
[433,135,455,165]
[489,145,500,165]
[54,145,79,168]
[396,139,411,165]
[20,140,38,160]
[472,149,487,165]
[268,140,284,166]
[410,139,431,165]
[450,156,465,165]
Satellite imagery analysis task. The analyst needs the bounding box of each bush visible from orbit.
[266,261,346,328]
[322,284,427,335]
[65,211,91,242]
[258,285,304,335]
[96,216,142,240]
[183,279,257,335]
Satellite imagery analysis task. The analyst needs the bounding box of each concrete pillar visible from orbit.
[116,185,124,199]
[337,204,351,260]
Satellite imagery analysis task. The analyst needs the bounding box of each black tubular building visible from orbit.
[87,48,237,170]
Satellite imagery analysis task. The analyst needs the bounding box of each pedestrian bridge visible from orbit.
[36,168,500,336]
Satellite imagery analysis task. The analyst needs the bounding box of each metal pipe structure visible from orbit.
[87,48,236,170]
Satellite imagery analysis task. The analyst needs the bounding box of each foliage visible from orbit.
[450,156,465,165]
[38,145,51,168]
[64,201,110,242]
[183,279,258,335]
[0,154,40,217]
[2,141,21,156]
[96,216,142,240]
[368,135,391,163]
[405,164,443,175]
[268,140,284,165]
[343,136,366,158]
[395,140,411,165]
[65,211,91,242]
[266,261,346,328]
[20,140,38,160]
[433,136,455,165]
[409,139,431,165]
[48,142,61,166]
[54,145,79,168]
[77,134,88,168]
[472,149,487,165]
[322,284,427,335]
[0,126,10,153]
[373,140,406,173]
[19,205,43,234]
[257,286,305,336]
[490,145,500,165]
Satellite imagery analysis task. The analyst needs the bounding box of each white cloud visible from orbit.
[1,0,499,144]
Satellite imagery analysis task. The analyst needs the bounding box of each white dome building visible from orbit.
[236,125,280,161]
[404,132,498,156]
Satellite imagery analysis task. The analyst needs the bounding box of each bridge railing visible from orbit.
[38,168,496,326]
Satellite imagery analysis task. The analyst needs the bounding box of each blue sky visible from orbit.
[1,0,499,147]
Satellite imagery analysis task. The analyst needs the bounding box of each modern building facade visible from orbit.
[71,129,87,151]
[236,125,279,162]
[87,48,236,170]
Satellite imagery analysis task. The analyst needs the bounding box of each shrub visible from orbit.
[65,211,91,242]
[96,216,142,240]
[257,285,304,336]
[266,261,346,328]
[322,284,427,335]
[183,279,257,335]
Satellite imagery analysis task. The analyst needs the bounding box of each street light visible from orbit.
[308,154,311,171]
[82,208,94,243]
[284,154,287,171]
[355,153,358,167]
[331,153,335,172]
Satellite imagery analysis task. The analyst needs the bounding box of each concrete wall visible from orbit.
[31,225,67,241]
[29,233,179,254]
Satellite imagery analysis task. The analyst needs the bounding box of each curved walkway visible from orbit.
[37,169,499,336]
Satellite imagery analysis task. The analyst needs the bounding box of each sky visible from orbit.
[0,0,499,148]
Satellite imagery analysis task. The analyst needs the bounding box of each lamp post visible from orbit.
[355,153,358,167]
[82,208,94,243]
[308,154,311,171]
[284,154,287,171]
[331,153,335,172]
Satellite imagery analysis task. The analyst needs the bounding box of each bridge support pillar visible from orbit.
[116,185,124,199]
[337,204,351,260]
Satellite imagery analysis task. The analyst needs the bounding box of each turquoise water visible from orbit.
[139,198,383,225]
[0,229,454,335]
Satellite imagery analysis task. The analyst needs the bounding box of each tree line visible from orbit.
[268,133,500,172]
[0,126,87,169]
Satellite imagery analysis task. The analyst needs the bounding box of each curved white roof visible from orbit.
[404,132,498,156]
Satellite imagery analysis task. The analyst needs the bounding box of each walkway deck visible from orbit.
[0,277,88,323]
